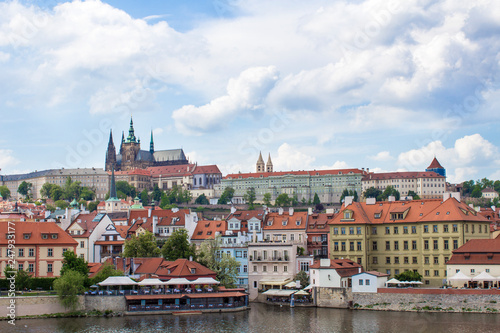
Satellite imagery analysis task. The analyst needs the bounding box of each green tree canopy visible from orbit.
[363,187,382,200]
[17,181,32,197]
[87,201,100,212]
[380,186,400,201]
[0,185,10,199]
[54,200,69,210]
[80,187,95,201]
[194,193,209,205]
[90,263,124,285]
[263,193,272,206]
[116,181,137,198]
[197,235,239,288]
[60,250,89,277]
[50,185,64,201]
[161,229,196,261]
[471,186,482,198]
[395,270,422,282]
[218,187,235,204]
[407,190,420,200]
[243,187,256,209]
[275,193,291,207]
[312,193,321,205]
[294,270,309,289]
[54,270,86,310]
[122,231,161,257]
[151,185,163,203]
[140,189,150,206]
[40,183,54,199]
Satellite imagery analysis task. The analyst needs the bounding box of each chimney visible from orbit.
[152,215,158,234]
[366,198,376,205]
[308,207,313,215]
[148,208,152,218]
[388,196,395,202]
[442,192,451,201]
[231,206,237,214]
[289,207,294,216]
[320,258,330,267]
[326,208,334,214]
[278,208,284,215]
[451,192,461,202]
[344,196,353,206]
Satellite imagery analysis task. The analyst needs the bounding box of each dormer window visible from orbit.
[23,233,31,240]
[42,234,48,239]
[282,219,288,226]
[343,211,353,219]
[296,219,301,226]
[51,234,58,239]
[191,268,196,274]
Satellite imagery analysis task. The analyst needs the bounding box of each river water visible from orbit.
[2,303,499,333]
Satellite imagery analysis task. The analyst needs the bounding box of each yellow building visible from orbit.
[328,194,490,287]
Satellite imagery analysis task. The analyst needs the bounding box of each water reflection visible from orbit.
[1,303,499,333]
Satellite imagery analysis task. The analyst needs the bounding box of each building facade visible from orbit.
[328,194,491,287]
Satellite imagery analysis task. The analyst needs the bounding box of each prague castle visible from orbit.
[105,117,188,171]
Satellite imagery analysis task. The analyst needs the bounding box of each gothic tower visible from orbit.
[105,130,116,172]
[120,117,141,171]
[150,130,154,154]
[266,153,273,173]
[256,152,265,173]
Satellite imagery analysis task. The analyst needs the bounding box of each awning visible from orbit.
[284,281,299,288]
[163,278,194,285]
[293,290,310,296]
[385,278,400,285]
[138,278,164,286]
[472,271,498,281]
[259,278,292,286]
[303,284,315,290]
[447,271,471,281]
[98,276,138,286]
[191,277,220,285]
[262,289,296,297]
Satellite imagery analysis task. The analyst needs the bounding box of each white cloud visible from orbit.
[319,161,350,170]
[454,133,497,161]
[0,149,20,171]
[369,151,393,162]
[272,143,316,171]
[172,66,279,134]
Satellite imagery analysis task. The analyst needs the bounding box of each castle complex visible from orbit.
[105,117,188,171]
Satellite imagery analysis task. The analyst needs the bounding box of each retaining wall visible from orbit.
[0,296,84,317]
[84,296,127,312]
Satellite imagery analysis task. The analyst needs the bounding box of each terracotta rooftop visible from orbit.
[264,211,308,230]
[362,171,444,181]
[224,168,364,180]
[191,220,227,240]
[427,157,444,169]
[0,221,78,246]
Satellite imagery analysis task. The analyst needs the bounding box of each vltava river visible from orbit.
[2,303,499,333]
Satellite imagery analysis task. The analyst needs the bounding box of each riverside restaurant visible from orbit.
[93,276,249,313]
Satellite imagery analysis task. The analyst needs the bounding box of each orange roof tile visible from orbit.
[263,212,308,230]
[191,220,227,240]
[224,168,364,180]
[0,221,78,246]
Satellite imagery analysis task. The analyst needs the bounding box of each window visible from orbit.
[263,266,267,272]
[341,227,346,235]
[425,270,430,276]
[18,263,24,271]
[42,234,48,239]
[253,281,258,288]
[48,248,53,257]
[29,248,34,257]
[28,263,34,272]
[243,251,247,258]
[412,226,417,234]
[350,242,354,251]
[434,270,439,277]
[385,227,390,234]
[372,257,378,264]
[80,241,85,248]
[393,227,399,234]
[359,280,364,286]
[274,265,278,272]
[386,241,391,251]
[47,263,53,273]
[365,279,370,286]
[284,265,288,272]
[486,269,490,273]
[51,234,58,239]
[372,241,378,251]
[433,225,438,233]
[444,240,449,250]
[404,257,409,264]
[371,227,377,235]
[341,242,346,251]
[253,265,257,272]
[236,251,242,258]
[453,240,458,249]
[433,240,438,250]
[444,257,449,263]
[357,241,362,251]
[403,241,409,250]
[412,257,417,264]
[349,227,354,235]
[433,257,439,264]
[356,227,362,235]
[424,225,429,233]
[453,224,458,232]
[395,269,400,275]
[443,225,449,233]
[300,262,309,272]
[394,257,400,264]
[334,242,339,251]
[386,257,391,264]
[334,228,339,235]
[18,248,24,257]
[470,268,475,273]
[386,269,391,275]
[403,226,408,234]
[243,265,248,273]
[23,233,30,239]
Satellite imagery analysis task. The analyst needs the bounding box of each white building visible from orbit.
[309,258,362,288]
[352,271,389,293]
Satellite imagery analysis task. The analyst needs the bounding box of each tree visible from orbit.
[194,194,209,205]
[395,270,422,282]
[312,193,321,205]
[91,263,124,285]
[50,185,64,201]
[15,269,32,291]
[462,180,475,196]
[0,185,10,199]
[275,193,291,207]
[60,251,89,277]
[161,229,196,261]
[17,181,32,198]
[54,270,86,311]
[63,177,82,201]
[151,185,163,203]
[340,188,350,202]
[40,183,54,199]
[315,203,324,212]
[54,200,69,209]
[140,189,150,206]
[181,189,192,204]
[122,231,161,257]
[294,270,309,289]
[291,193,299,206]
[243,187,256,209]
[218,187,235,204]
[263,193,272,206]
[471,186,482,198]
[494,180,500,194]
[407,190,420,200]
[80,187,95,201]
[87,201,100,212]
[197,235,239,288]
[380,186,400,201]
[116,181,137,198]
[363,187,381,200]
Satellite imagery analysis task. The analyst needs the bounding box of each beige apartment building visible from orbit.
[328,194,490,287]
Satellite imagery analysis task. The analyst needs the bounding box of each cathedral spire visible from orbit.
[266,153,273,173]
[109,168,118,200]
[126,116,137,143]
[256,151,265,173]
[105,129,116,172]
[150,130,154,154]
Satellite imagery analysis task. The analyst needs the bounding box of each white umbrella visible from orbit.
[385,278,400,285]
[191,277,220,285]
[98,276,138,286]
[447,271,471,281]
[409,281,423,284]
[472,271,497,281]
[138,278,164,286]
[163,277,194,285]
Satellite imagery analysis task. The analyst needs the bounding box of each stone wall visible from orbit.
[0,296,84,317]
[314,287,352,308]
[84,296,127,312]
[353,289,500,313]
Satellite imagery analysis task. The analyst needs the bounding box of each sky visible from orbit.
[0,0,499,184]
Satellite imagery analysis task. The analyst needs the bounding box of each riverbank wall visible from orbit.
[352,288,500,313]
[0,296,85,317]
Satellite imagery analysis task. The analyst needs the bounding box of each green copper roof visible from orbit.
[125,117,137,143]
[70,198,78,207]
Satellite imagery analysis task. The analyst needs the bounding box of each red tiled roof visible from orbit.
[0,221,78,246]
[427,157,444,169]
[191,220,227,240]
[362,171,444,181]
[192,165,221,175]
[148,164,194,177]
[263,212,307,230]
[224,168,364,180]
